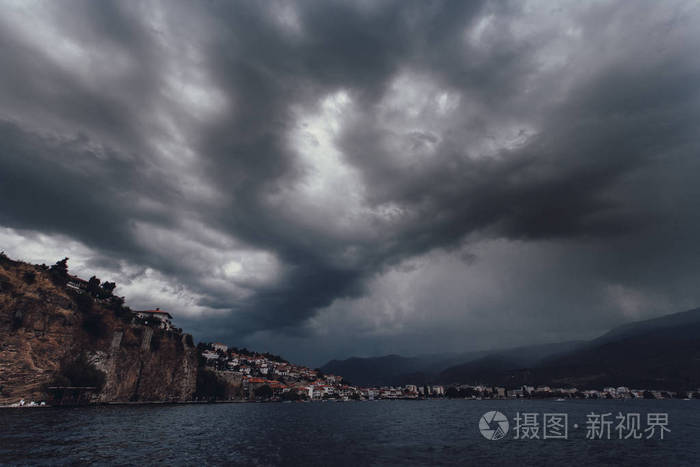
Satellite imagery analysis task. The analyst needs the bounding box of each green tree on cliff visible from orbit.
[101,281,116,296]
[49,257,70,286]
[87,276,101,296]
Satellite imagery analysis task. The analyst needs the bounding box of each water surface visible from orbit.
[1,400,698,466]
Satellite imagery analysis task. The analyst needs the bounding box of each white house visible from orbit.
[135,308,173,330]
[66,276,89,292]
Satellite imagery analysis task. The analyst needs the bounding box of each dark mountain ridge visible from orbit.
[439,308,700,390]
[324,308,700,390]
[321,340,583,387]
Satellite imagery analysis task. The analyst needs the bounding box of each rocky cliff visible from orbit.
[0,254,197,404]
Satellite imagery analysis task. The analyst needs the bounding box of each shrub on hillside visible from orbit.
[22,271,36,285]
[74,292,93,314]
[82,312,107,339]
[87,276,101,296]
[49,258,69,286]
[86,276,118,300]
[0,251,19,268]
[108,297,132,321]
[101,281,116,297]
[51,354,106,390]
[0,275,14,294]
[78,293,107,339]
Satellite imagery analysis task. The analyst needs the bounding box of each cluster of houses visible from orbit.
[445,384,697,400]
[198,343,449,401]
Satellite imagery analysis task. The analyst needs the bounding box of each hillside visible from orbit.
[593,308,700,344]
[437,308,700,390]
[321,355,428,387]
[0,253,197,404]
[529,312,700,389]
[321,341,582,387]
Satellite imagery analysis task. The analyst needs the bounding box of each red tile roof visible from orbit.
[246,378,268,384]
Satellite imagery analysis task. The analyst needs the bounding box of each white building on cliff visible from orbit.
[134,308,173,330]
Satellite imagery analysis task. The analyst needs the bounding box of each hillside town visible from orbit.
[196,342,698,402]
[198,341,439,401]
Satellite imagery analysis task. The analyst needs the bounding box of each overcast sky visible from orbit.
[1,0,700,366]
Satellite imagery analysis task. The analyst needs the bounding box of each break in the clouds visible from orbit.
[1,0,700,365]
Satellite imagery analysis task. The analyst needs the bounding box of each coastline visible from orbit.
[2,396,694,409]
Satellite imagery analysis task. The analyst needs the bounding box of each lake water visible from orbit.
[1,400,698,466]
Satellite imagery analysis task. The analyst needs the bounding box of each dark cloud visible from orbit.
[1,0,700,364]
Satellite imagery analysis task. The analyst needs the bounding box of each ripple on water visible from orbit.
[0,400,698,466]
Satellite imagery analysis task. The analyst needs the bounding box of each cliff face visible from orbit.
[0,255,197,404]
[93,326,197,402]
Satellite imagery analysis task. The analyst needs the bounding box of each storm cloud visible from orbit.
[1,0,700,365]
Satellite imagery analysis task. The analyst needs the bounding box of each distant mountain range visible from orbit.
[321,308,700,390]
[321,340,583,387]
